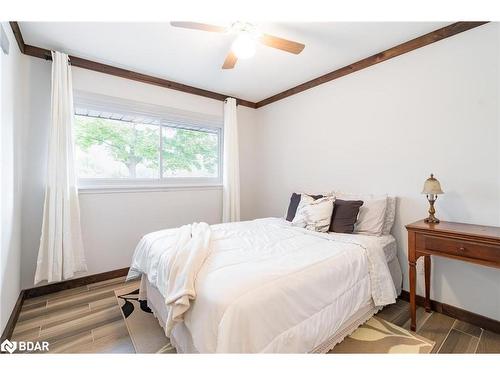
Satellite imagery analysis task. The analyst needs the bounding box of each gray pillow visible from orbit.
[329,199,364,233]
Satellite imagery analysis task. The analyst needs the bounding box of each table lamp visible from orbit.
[422,173,444,223]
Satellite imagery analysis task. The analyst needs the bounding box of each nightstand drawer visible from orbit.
[416,234,500,263]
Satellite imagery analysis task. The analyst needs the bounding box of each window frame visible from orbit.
[73,92,223,191]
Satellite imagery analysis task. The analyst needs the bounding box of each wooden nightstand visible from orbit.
[406,220,500,331]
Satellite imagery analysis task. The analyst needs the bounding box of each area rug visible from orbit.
[115,286,434,354]
[330,316,435,353]
[115,285,176,353]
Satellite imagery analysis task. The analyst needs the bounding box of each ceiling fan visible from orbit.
[170,21,305,69]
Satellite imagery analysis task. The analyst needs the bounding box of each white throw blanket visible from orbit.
[128,222,212,335]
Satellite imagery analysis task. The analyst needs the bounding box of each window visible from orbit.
[73,93,222,189]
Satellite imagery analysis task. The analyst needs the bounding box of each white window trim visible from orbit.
[73,91,224,191]
[78,183,223,195]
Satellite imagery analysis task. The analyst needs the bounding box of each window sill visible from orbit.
[78,184,223,194]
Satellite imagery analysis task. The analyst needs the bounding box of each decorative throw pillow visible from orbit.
[329,199,364,233]
[285,193,324,222]
[382,196,396,235]
[292,196,335,232]
[334,192,388,236]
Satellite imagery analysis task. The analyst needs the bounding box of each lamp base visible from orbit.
[424,216,440,224]
[425,196,440,224]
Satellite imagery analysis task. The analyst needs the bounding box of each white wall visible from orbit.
[20,62,257,288]
[0,23,26,333]
[246,23,500,320]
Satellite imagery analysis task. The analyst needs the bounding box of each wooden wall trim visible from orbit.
[12,23,257,109]
[0,290,26,342]
[9,21,25,54]
[399,290,500,334]
[255,21,489,108]
[11,21,488,110]
[24,267,130,299]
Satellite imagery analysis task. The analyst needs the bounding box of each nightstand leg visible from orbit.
[424,255,431,313]
[409,261,417,331]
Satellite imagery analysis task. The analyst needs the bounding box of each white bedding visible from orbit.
[379,234,398,262]
[128,217,397,353]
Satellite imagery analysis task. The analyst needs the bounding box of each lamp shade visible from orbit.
[421,173,444,195]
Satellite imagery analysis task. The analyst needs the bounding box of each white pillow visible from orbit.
[334,192,388,236]
[296,194,315,212]
[283,192,334,221]
[382,197,396,235]
[292,196,335,233]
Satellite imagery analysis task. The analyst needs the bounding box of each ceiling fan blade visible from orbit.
[170,22,227,33]
[259,34,305,54]
[222,51,238,69]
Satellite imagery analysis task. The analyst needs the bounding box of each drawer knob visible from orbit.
[458,246,466,253]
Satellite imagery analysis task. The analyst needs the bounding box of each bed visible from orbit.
[128,217,401,353]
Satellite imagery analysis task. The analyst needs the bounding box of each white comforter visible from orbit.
[128,218,397,353]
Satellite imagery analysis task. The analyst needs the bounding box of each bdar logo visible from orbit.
[1,339,17,354]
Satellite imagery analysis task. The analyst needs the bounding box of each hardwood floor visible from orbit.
[11,280,500,354]
[376,299,500,353]
[12,276,139,353]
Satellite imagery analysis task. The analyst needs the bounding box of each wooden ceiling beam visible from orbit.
[255,22,489,108]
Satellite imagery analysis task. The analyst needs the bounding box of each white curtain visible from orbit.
[34,51,87,284]
[222,98,240,222]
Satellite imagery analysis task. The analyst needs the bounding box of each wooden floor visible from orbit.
[12,276,139,353]
[12,277,500,353]
[376,299,500,353]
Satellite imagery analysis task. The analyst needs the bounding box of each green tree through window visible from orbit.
[74,115,219,179]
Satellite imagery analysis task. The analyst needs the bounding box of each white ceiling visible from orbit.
[19,22,450,102]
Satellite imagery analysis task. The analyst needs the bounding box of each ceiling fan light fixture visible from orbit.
[170,21,305,69]
[231,32,256,59]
